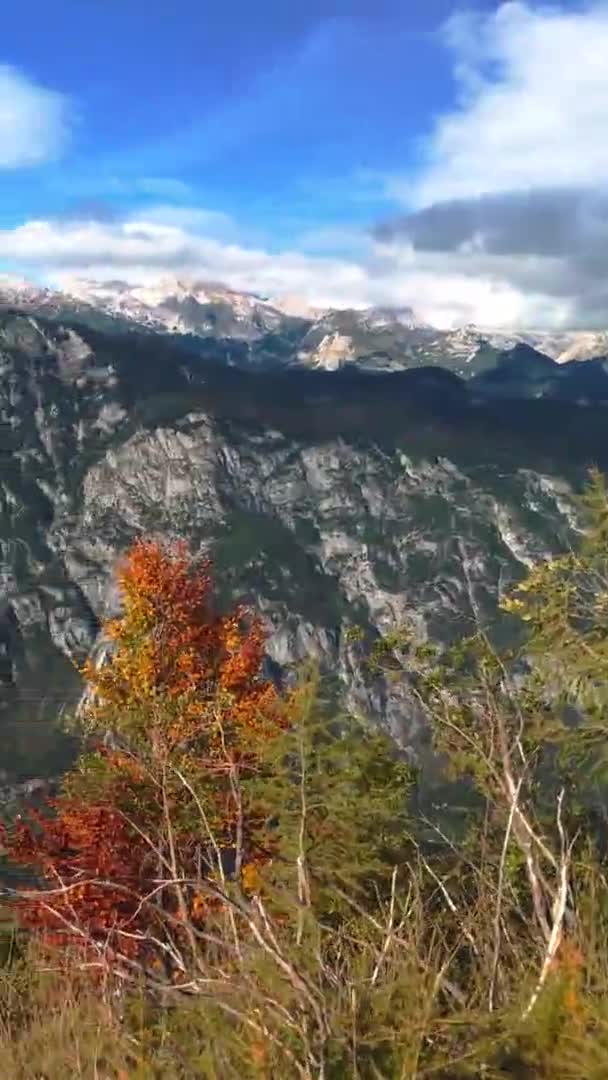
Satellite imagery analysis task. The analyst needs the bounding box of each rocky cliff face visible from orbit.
[0,310,602,784]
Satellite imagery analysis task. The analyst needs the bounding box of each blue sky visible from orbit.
[0,3,478,237]
[1,2,608,328]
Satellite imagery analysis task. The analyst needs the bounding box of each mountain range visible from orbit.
[0,275,606,799]
[3,274,608,383]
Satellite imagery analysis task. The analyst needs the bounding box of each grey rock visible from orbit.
[0,308,602,777]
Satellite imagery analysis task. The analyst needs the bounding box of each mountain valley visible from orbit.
[0,282,605,795]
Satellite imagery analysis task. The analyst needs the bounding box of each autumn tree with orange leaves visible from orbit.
[1,539,287,980]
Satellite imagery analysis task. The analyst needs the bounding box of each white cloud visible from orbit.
[5,217,370,310]
[0,65,71,168]
[371,240,573,329]
[0,214,572,329]
[372,2,608,327]
[294,224,372,258]
[127,205,238,239]
[408,1,608,207]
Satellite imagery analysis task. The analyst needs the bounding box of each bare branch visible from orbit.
[489,775,523,1011]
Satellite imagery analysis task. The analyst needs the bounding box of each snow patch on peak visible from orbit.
[265,294,328,320]
[49,275,287,338]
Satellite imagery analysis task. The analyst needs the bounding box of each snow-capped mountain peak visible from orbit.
[2,273,608,373]
[45,275,289,339]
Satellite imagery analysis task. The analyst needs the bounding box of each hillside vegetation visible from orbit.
[1,472,608,1077]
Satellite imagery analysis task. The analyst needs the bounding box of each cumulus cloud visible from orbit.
[376,189,608,259]
[0,65,71,168]
[374,187,608,325]
[409,1,608,207]
[0,214,567,329]
[374,2,608,327]
[9,217,371,310]
[129,205,238,239]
